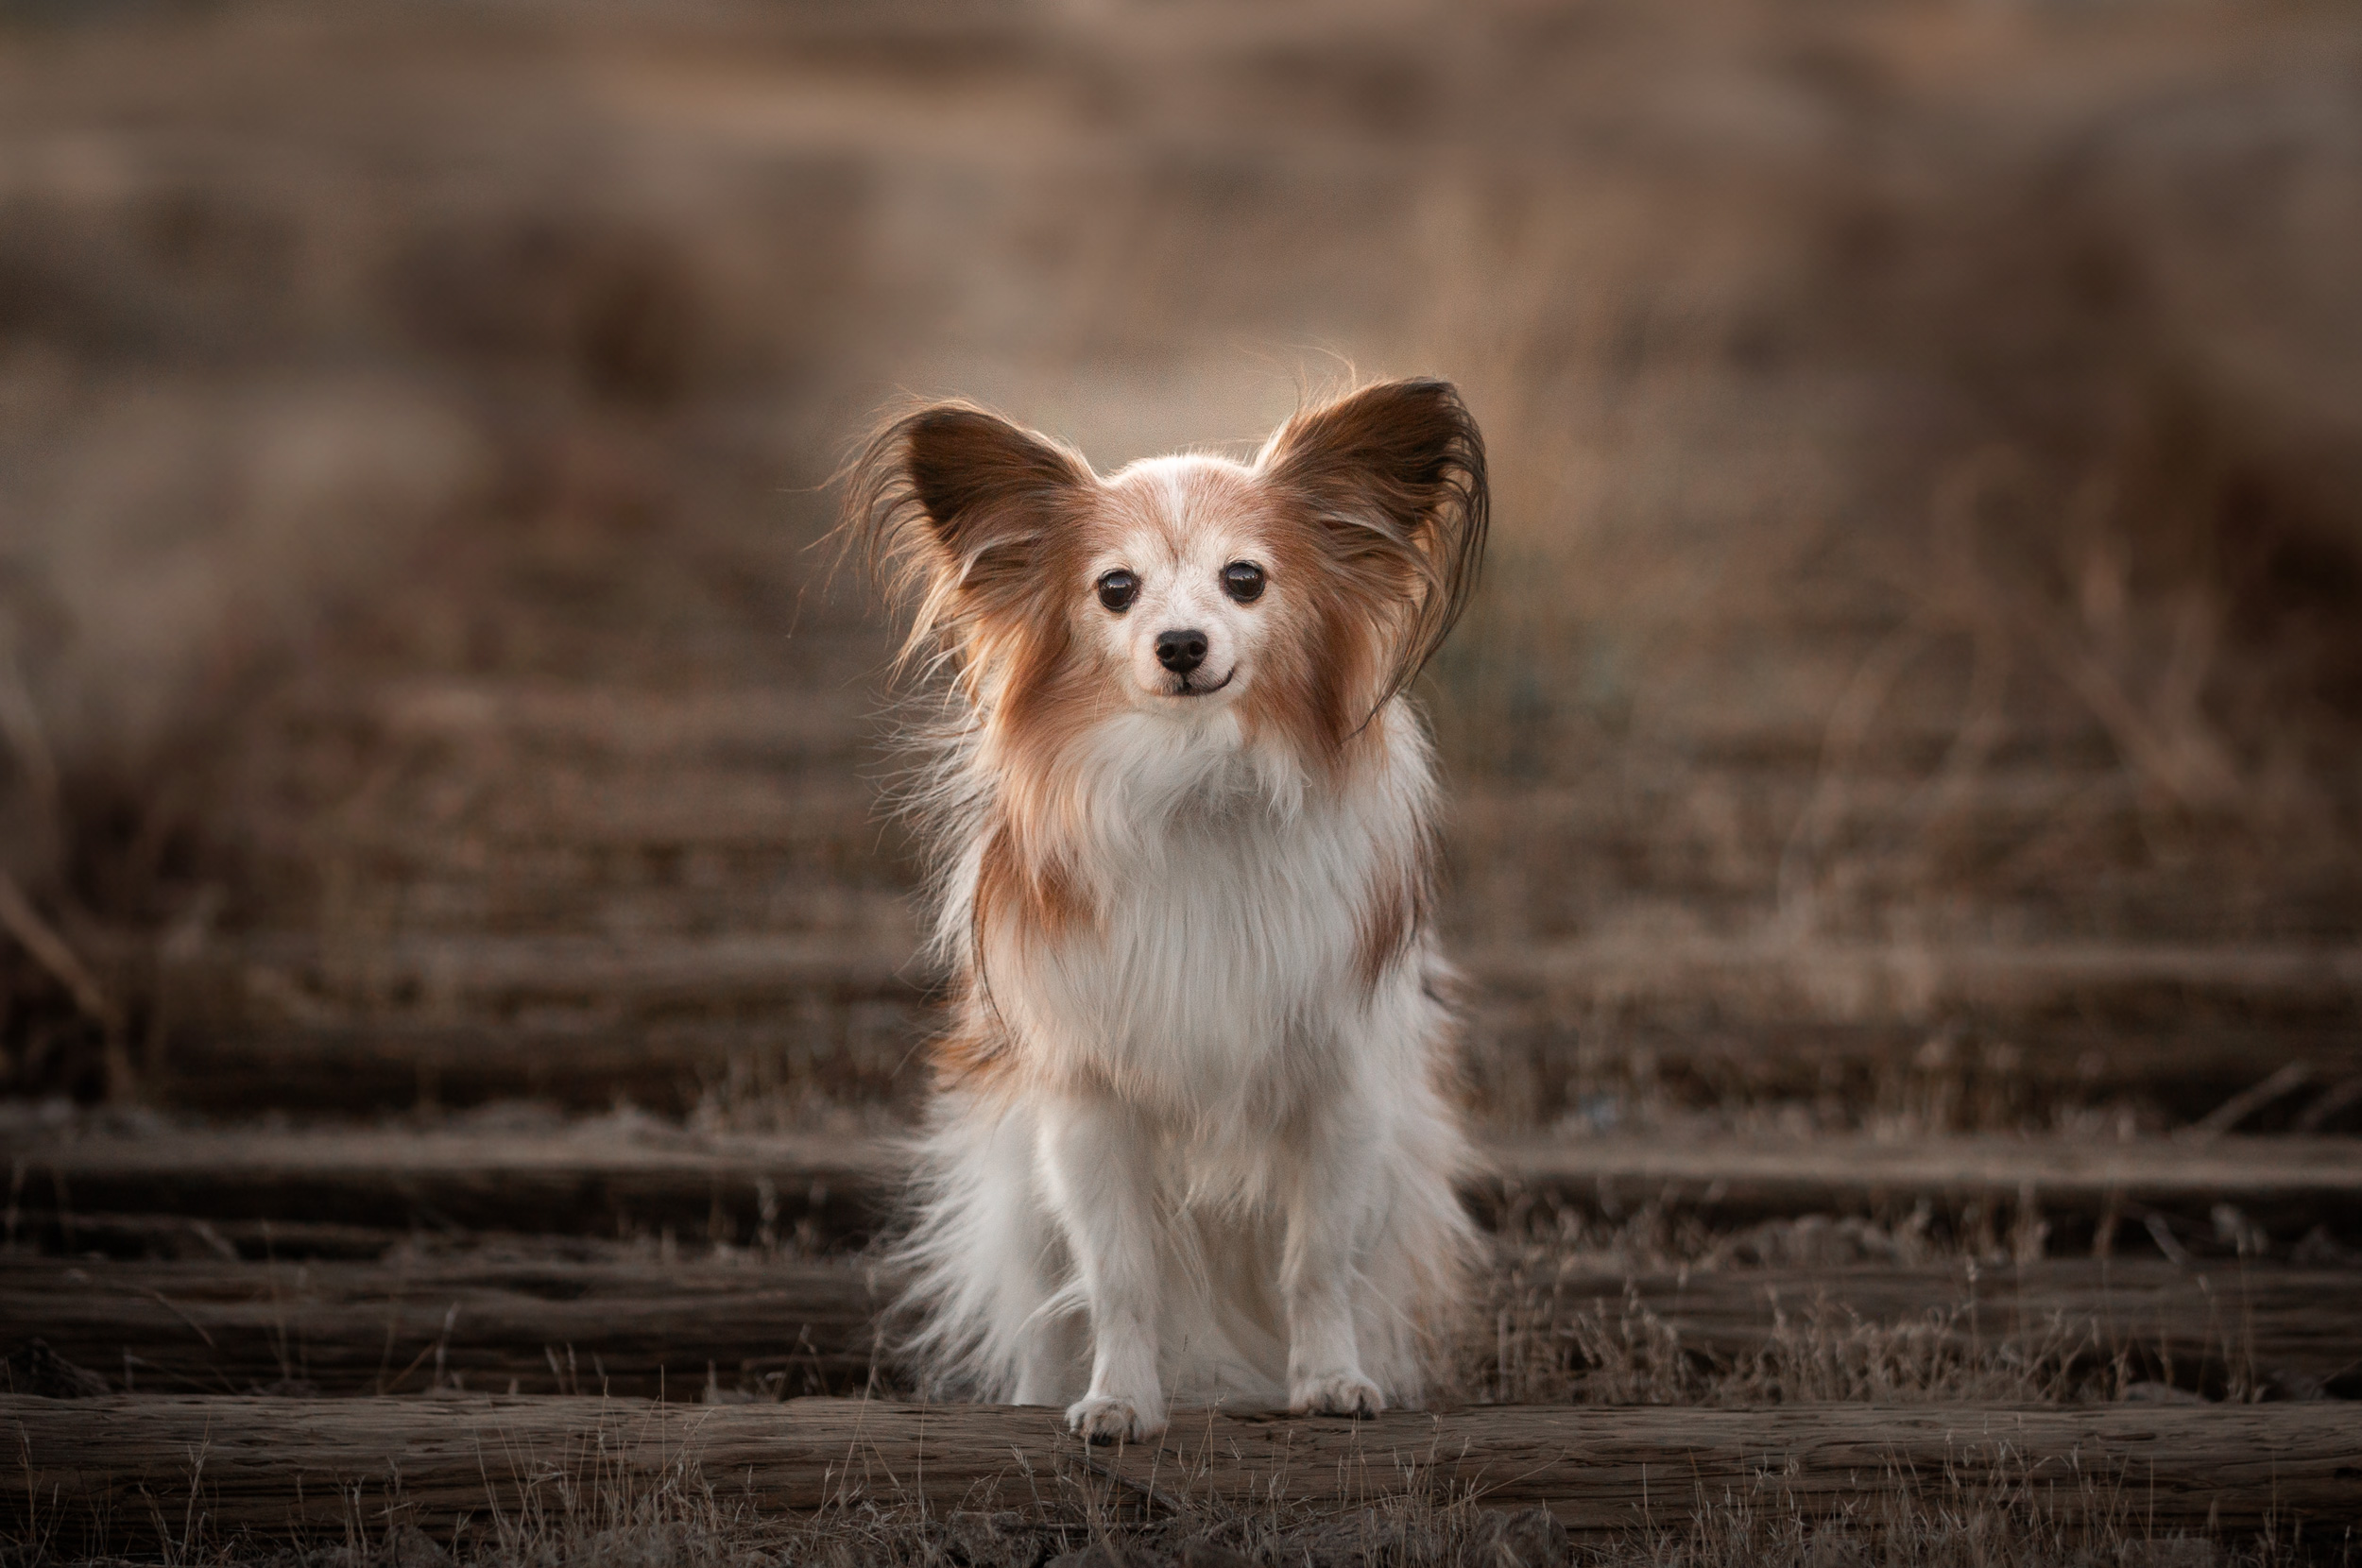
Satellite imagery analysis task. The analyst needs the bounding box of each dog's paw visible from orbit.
[1290,1371,1383,1420]
[1066,1393,1165,1445]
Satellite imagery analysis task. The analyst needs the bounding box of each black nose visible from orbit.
[1155,628,1208,674]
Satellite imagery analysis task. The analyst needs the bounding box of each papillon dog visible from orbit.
[844,378,1487,1442]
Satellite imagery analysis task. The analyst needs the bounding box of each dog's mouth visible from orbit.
[1171,668,1236,698]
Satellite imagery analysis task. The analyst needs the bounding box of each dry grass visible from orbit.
[1479,1221,2096,1410]
[8,1429,2342,1568]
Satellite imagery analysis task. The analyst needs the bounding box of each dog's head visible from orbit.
[846,378,1486,767]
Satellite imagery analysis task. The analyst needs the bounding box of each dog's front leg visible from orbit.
[1281,1124,1384,1418]
[1036,1095,1166,1443]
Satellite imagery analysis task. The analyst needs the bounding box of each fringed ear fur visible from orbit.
[1258,378,1489,706]
[840,401,1094,673]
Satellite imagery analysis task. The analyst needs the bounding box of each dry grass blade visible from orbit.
[0,873,116,1031]
[2186,1063,2317,1143]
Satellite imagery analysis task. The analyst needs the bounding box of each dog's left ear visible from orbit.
[1258,378,1488,702]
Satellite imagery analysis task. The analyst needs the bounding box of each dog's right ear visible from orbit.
[841,401,1092,663]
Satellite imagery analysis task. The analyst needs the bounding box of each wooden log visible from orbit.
[170,931,917,1013]
[149,1012,2362,1127]
[1,1255,887,1399]
[1467,938,2362,1019]
[145,1016,931,1121]
[146,932,928,1116]
[145,935,2362,1123]
[7,1395,2357,1544]
[5,1212,416,1263]
[7,1256,2355,1403]
[1494,1132,2362,1251]
[1470,1014,2362,1133]
[12,1129,899,1251]
[14,1131,2360,1254]
[1503,1260,2362,1402]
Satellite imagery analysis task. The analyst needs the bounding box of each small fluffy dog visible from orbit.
[846,378,1487,1442]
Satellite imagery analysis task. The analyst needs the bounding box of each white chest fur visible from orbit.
[958,705,1433,1127]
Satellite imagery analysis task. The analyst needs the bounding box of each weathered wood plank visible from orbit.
[14,1131,2360,1254]
[1494,1133,2362,1248]
[7,1255,2355,1402]
[1503,1259,2362,1401]
[7,1395,2357,1543]
[142,937,2362,1124]
[6,1211,432,1262]
[170,931,916,1012]
[178,934,2362,1027]
[11,1129,898,1250]
[1471,1017,2362,1135]
[143,1017,931,1121]
[145,1013,2362,1127]
[2,1255,886,1399]
[1470,938,2362,1017]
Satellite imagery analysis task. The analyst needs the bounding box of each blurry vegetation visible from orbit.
[0,0,2357,1110]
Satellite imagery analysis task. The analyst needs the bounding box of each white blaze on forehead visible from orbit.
[1155,460,1198,562]
[1104,454,1263,564]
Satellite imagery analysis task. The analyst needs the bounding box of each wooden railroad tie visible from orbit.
[13,1130,2362,1253]
[8,1395,2358,1544]
[6,1255,2357,1403]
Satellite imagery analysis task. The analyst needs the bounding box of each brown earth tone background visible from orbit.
[3,0,2360,1559]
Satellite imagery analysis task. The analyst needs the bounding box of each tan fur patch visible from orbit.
[1353,852,1429,990]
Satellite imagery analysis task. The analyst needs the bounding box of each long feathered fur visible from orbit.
[840,379,1488,1438]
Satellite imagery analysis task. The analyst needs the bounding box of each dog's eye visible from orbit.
[1222,560,1266,604]
[1096,569,1139,613]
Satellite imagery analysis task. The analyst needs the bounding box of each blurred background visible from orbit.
[4,0,2358,1141]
